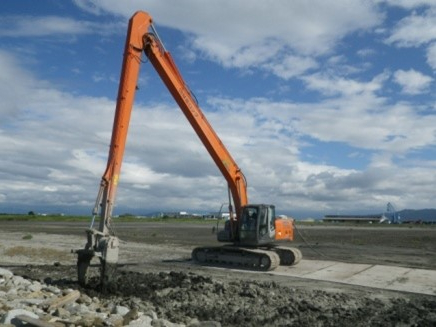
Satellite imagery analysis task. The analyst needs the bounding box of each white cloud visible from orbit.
[73,0,105,15]
[386,9,436,47]
[393,69,433,94]
[208,75,436,159]
[0,50,37,120]
[383,0,436,9]
[356,48,377,58]
[302,71,388,96]
[0,15,122,37]
[426,42,436,69]
[264,54,319,80]
[299,97,436,154]
[72,0,383,78]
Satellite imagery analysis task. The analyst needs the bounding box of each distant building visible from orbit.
[158,211,186,218]
[202,214,217,219]
[323,214,383,223]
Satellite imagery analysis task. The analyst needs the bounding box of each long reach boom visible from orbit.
[75,11,301,287]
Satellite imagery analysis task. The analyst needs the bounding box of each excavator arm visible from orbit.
[141,13,248,219]
[75,11,248,286]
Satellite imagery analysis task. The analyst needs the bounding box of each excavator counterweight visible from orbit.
[75,11,301,287]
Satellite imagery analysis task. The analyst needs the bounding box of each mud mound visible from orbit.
[91,270,435,327]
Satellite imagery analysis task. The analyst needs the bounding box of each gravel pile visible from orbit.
[0,267,218,326]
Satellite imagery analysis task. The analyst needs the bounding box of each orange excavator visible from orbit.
[75,11,301,286]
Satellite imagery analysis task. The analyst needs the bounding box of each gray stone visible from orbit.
[190,321,221,327]
[152,318,186,327]
[187,318,200,326]
[112,305,130,316]
[42,285,61,294]
[0,308,39,324]
[78,292,93,305]
[28,281,42,292]
[144,309,158,320]
[6,288,17,296]
[123,307,140,325]
[76,313,105,327]
[12,276,31,288]
[64,302,89,315]
[107,313,124,327]
[22,298,45,305]
[0,268,13,279]
[128,314,153,327]
[53,307,70,318]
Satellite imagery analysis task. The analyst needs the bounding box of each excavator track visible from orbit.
[273,246,302,266]
[192,246,280,271]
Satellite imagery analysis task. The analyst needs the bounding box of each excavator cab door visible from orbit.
[239,205,276,246]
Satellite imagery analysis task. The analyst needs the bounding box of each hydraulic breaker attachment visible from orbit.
[74,228,119,288]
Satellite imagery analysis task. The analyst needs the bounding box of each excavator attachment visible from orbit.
[76,251,92,286]
[75,228,119,287]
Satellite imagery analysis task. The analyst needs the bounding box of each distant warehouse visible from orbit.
[323,214,383,223]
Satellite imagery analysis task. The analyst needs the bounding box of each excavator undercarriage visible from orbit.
[192,245,302,271]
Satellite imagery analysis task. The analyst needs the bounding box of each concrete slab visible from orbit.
[345,265,412,289]
[280,259,339,276]
[272,259,436,296]
[386,268,436,295]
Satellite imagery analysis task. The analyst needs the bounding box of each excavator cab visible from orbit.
[239,204,276,246]
[216,204,276,246]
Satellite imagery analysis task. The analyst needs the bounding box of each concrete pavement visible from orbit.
[273,259,436,296]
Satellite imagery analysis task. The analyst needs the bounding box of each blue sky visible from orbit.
[1,0,436,218]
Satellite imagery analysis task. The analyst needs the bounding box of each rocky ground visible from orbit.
[1,220,435,326]
[1,267,207,326]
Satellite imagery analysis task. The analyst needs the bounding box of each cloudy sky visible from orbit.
[1,0,436,218]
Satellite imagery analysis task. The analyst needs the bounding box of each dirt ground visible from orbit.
[1,220,436,326]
